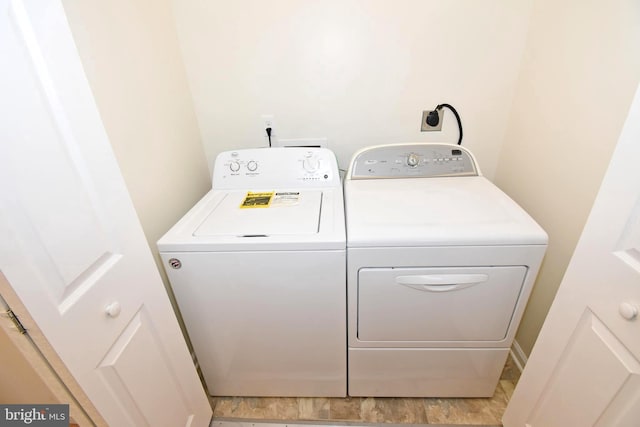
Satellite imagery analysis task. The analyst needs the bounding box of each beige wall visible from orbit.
[494,0,640,356]
[61,0,211,291]
[0,326,58,404]
[172,0,534,179]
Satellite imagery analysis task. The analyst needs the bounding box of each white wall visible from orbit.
[494,0,640,356]
[172,0,533,177]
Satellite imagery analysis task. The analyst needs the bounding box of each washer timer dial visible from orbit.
[303,153,320,172]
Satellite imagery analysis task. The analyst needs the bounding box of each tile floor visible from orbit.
[210,355,521,425]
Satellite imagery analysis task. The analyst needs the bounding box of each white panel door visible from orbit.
[0,1,211,426]
[502,83,640,425]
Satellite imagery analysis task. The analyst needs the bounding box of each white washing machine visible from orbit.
[344,143,547,397]
[158,147,346,397]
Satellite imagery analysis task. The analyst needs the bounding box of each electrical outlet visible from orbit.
[261,114,276,146]
[421,109,443,132]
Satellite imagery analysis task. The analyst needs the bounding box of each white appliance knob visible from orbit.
[619,302,638,321]
[105,301,121,318]
[247,161,258,171]
[303,158,320,172]
[229,161,240,172]
[407,153,419,167]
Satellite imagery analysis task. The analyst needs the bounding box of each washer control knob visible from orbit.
[303,157,320,172]
[619,302,638,321]
[407,153,420,167]
[247,161,258,172]
[229,161,240,172]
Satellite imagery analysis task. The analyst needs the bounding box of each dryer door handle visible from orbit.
[396,274,489,292]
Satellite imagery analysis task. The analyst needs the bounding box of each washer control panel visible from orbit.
[348,143,479,179]
[213,147,341,189]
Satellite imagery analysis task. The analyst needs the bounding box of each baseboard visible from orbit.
[510,340,528,373]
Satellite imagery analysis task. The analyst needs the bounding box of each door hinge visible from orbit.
[6,308,27,334]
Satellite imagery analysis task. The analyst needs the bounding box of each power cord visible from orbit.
[266,127,272,147]
[432,103,463,145]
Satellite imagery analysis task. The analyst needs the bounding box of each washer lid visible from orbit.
[195,190,322,237]
[344,176,548,247]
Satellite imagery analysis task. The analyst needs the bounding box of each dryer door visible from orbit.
[357,266,527,343]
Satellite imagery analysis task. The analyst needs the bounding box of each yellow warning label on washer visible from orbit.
[240,191,274,208]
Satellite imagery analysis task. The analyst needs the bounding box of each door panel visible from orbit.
[0,1,211,425]
[503,84,640,425]
[525,309,640,427]
[98,309,194,427]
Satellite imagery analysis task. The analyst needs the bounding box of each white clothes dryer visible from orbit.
[344,143,547,397]
[158,147,346,397]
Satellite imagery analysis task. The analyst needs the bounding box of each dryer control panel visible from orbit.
[348,143,479,180]
[213,147,341,189]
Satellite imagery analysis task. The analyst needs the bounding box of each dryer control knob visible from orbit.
[247,161,258,172]
[407,153,420,167]
[229,161,240,172]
